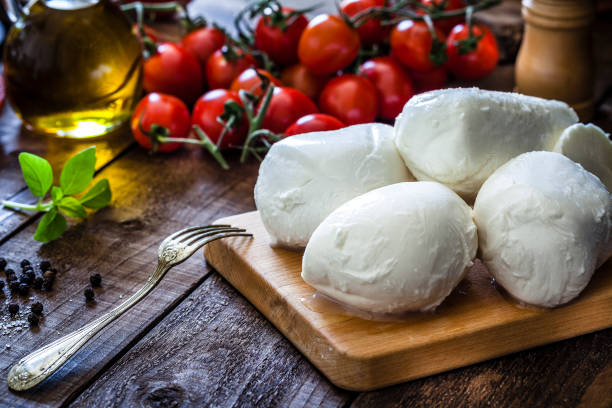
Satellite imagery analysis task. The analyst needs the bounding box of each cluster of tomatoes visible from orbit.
[130,0,500,165]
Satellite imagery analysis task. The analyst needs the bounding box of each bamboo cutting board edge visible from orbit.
[203,211,612,391]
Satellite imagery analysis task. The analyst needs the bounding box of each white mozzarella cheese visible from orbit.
[254,123,414,249]
[301,182,478,314]
[394,88,578,200]
[474,151,612,308]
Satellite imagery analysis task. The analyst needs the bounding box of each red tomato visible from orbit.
[446,23,499,80]
[319,75,378,125]
[285,113,345,136]
[192,89,248,149]
[254,7,308,66]
[181,27,226,70]
[298,14,360,75]
[143,42,203,104]
[390,20,446,72]
[418,0,465,34]
[280,64,329,101]
[409,66,447,93]
[340,0,390,45]
[360,57,414,120]
[230,68,282,97]
[260,87,318,134]
[205,48,257,90]
[131,93,191,153]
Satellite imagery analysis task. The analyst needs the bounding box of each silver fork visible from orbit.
[7,225,251,391]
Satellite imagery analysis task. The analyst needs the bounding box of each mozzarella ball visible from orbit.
[553,123,612,192]
[254,123,414,249]
[394,88,578,200]
[302,182,478,313]
[474,151,612,308]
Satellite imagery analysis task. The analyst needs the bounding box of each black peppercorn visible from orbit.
[84,288,95,301]
[18,283,30,296]
[90,274,102,288]
[0,258,6,270]
[8,303,19,315]
[0,280,4,290]
[43,278,54,291]
[33,277,44,290]
[20,259,31,268]
[39,261,51,272]
[27,313,39,326]
[20,274,33,285]
[6,269,16,281]
[31,302,43,315]
[43,270,55,281]
[22,265,34,273]
[9,281,20,292]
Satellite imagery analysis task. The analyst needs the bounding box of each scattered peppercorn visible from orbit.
[31,302,43,315]
[84,288,95,301]
[90,274,102,288]
[22,265,34,273]
[43,278,53,291]
[44,270,56,280]
[8,303,18,315]
[18,283,30,296]
[9,281,20,292]
[6,269,16,281]
[39,261,51,272]
[0,258,6,270]
[33,277,44,290]
[27,313,39,326]
[20,259,30,268]
[20,274,33,285]
[0,280,4,290]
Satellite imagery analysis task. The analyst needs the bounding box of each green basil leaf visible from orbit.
[60,146,96,195]
[79,179,111,209]
[33,207,66,242]
[58,197,87,219]
[18,152,53,198]
[51,186,64,204]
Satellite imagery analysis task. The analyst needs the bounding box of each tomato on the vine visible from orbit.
[131,93,191,153]
[285,113,345,136]
[181,26,226,69]
[143,42,203,104]
[319,75,378,125]
[230,68,282,97]
[192,89,248,150]
[205,47,257,90]
[360,57,414,120]
[340,0,390,45]
[297,14,360,75]
[254,7,308,66]
[446,23,499,80]
[280,64,329,101]
[409,66,447,93]
[418,0,465,34]
[390,20,446,72]
[260,87,318,134]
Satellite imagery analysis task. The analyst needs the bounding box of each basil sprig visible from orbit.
[2,146,112,242]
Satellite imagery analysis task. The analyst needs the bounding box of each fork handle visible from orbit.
[7,263,170,391]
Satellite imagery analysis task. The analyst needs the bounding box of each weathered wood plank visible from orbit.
[70,274,353,408]
[0,146,259,407]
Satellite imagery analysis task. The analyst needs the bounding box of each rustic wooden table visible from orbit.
[0,1,611,407]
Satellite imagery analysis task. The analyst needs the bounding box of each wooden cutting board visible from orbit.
[203,211,612,391]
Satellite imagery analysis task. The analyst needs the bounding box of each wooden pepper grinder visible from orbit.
[515,0,595,121]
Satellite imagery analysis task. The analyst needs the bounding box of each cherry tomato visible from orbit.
[230,68,282,97]
[319,75,378,125]
[285,113,345,136]
[298,14,360,75]
[418,0,465,34]
[192,89,248,150]
[409,66,447,93]
[446,23,499,80]
[340,0,390,45]
[360,57,413,120]
[255,7,308,66]
[131,93,191,153]
[143,42,203,104]
[181,26,226,70]
[260,87,318,134]
[205,48,257,90]
[280,64,329,101]
[391,20,446,72]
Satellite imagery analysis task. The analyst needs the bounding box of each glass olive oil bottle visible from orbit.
[3,0,143,138]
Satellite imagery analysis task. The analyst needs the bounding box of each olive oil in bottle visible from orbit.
[3,0,143,138]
